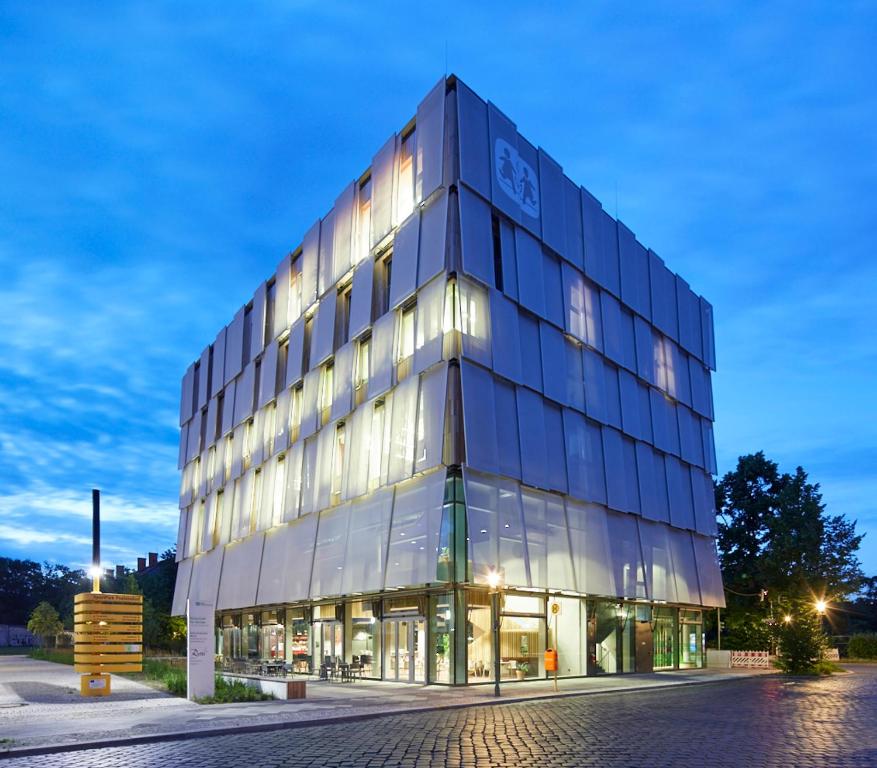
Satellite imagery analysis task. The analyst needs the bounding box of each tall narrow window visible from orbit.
[375,251,393,317]
[263,403,277,457]
[368,402,385,491]
[337,285,352,348]
[302,315,313,372]
[331,423,346,503]
[397,303,416,382]
[243,419,254,470]
[250,469,263,534]
[277,340,289,395]
[215,392,224,441]
[224,434,233,482]
[289,253,303,322]
[355,335,371,405]
[206,446,216,490]
[491,214,504,292]
[319,363,334,426]
[272,458,285,527]
[357,177,372,262]
[242,304,253,364]
[397,128,416,221]
[290,385,303,443]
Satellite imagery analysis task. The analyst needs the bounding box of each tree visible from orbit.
[773,600,827,674]
[27,602,63,648]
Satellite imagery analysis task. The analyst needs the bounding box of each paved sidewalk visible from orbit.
[0,654,770,756]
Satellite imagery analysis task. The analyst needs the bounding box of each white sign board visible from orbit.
[187,598,215,700]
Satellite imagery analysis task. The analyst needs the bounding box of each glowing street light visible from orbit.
[815,599,827,615]
[486,566,503,698]
[783,614,792,624]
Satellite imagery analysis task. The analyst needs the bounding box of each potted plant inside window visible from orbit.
[515,661,530,680]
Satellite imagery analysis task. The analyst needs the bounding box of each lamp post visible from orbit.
[487,567,503,698]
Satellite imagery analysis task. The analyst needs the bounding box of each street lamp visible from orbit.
[783,614,792,624]
[487,566,503,698]
[815,599,827,616]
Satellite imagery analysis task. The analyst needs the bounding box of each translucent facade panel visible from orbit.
[678,405,705,468]
[564,339,585,411]
[387,374,418,484]
[580,187,602,281]
[461,361,499,474]
[299,437,319,517]
[666,455,696,530]
[456,81,491,199]
[217,483,235,546]
[543,403,568,494]
[211,328,226,399]
[301,221,319,311]
[197,347,210,411]
[517,387,548,490]
[283,441,303,521]
[343,399,371,500]
[650,388,680,456]
[458,277,491,366]
[300,369,320,439]
[370,135,396,248]
[621,436,641,514]
[417,190,447,286]
[649,252,678,341]
[317,209,335,297]
[619,369,651,442]
[515,228,545,316]
[676,277,703,360]
[170,556,192,616]
[256,460,276,532]
[639,519,677,603]
[310,503,351,599]
[669,340,691,405]
[566,500,614,597]
[414,363,447,475]
[562,409,607,505]
[310,291,336,369]
[607,511,647,599]
[385,470,447,588]
[700,297,716,371]
[692,534,725,607]
[518,311,542,392]
[669,528,701,605]
[538,149,565,256]
[600,291,625,367]
[561,178,584,270]
[370,313,395,397]
[332,183,355,286]
[313,420,336,512]
[598,211,621,297]
[601,427,626,513]
[187,545,224,608]
[516,135,541,237]
[273,255,290,340]
[702,419,717,475]
[521,488,570,590]
[250,282,267,362]
[494,379,521,479]
[224,309,244,385]
[258,340,278,409]
[348,259,374,341]
[390,211,419,310]
[185,411,201,463]
[487,102,521,222]
[604,361,622,430]
[689,359,712,418]
[465,471,527,587]
[539,321,566,405]
[341,487,394,594]
[286,319,305,386]
[458,185,493,286]
[255,514,318,605]
[582,349,606,424]
[618,224,651,320]
[232,363,254,428]
[618,309,637,372]
[636,443,670,524]
[542,251,564,328]
[634,316,656,385]
[413,275,445,374]
[216,533,264,610]
[415,78,445,204]
[331,341,354,421]
[692,468,717,537]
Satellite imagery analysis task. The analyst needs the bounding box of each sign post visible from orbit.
[187,598,215,700]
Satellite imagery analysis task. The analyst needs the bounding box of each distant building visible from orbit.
[172,76,724,684]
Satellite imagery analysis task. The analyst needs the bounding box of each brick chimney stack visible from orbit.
[115,564,125,579]
[137,557,146,572]
[148,552,158,568]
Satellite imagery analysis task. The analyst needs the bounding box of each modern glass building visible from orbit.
[171,76,724,685]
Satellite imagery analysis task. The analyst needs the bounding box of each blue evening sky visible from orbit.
[1,3,875,576]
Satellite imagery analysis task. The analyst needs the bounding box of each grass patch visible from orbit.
[119,656,187,695]
[29,648,74,665]
[196,676,274,704]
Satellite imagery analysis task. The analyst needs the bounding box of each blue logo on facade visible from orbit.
[494,138,539,217]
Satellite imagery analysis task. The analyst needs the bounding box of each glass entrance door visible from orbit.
[382,618,426,682]
[313,620,342,667]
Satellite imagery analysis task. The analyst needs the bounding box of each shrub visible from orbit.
[847,633,877,659]
[196,676,274,704]
[164,669,187,697]
[773,605,828,675]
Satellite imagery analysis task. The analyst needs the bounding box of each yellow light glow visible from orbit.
[783,615,792,624]
[87,566,102,579]
[486,567,502,591]
[815,600,827,615]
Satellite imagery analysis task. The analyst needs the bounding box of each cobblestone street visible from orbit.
[5,665,876,767]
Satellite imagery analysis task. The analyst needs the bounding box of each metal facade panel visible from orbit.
[233,362,255,427]
[180,363,194,426]
[197,347,210,411]
[177,422,188,470]
[220,379,236,437]
[487,102,520,222]
[607,511,646,598]
[310,503,351,599]
[702,419,717,475]
[650,388,680,456]
[582,348,606,424]
[692,468,717,536]
[639,519,677,603]
[619,369,642,440]
[539,321,566,405]
[333,183,355,287]
[666,455,696,530]
[387,374,418,485]
[562,409,607,505]
[456,81,491,199]
[369,313,395,398]
[459,184,494,286]
[544,402,568,494]
[601,426,627,513]
[331,341,354,421]
[301,221,320,310]
[341,487,394,594]
[286,318,305,386]
[418,190,448,286]
[516,135,541,238]
[258,340,278,410]
[187,545,224,608]
[461,360,499,474]
[692,534,725,607]
[415,362,448,475]
[618,223,651,320]
[598,212,621,297]
[490,290,522,383]
[348,259,374,340]
[413,275,445,374]
[389,212,419,310]
[273,254,291,340]
[700,297,716,370]
[211,327,226,396]
[562,177,584,270]
[603,361,622,429]
[415,78,445,204]
[317,209,335,297]
[515,227,545,316]
[250,282,267,362]
[538,149,565,256]
[495,379,522,480]
[170,556,193,616]
[370,135,396,248]
[689,358,712,418]
[649,252,678,341]
[517,387,548,489]
[600,291,624,367]
[542,251,564,327]
[518,311,542,392]
[310,290,337,369]
[678,404,705,468]
[567,500,613,597]
[186,411,202,464]
[669,528,701,605]
[224,308,245,385]
[564,340,585,411]
[634,315,656,385]
[256,514,318,604]
[676,276,703,360]
[581,187,603,284]
[499,218,518,300]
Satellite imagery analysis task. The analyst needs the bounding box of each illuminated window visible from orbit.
[357,177,372,262]
[290,385,303,443]
[272,458,285,527]
[277,340,289,394]
[250,469,263,534]
[368,402,385,491]
[206,446,216,491]
[224,434,233,482]
[355,335,371,405]
[191,457,201,498]
[398,305,415,361]
[331,423,346,503]
[289,252,303,322]
[243,419,254,470]
[397,128,416,221]
[263,403,276,457]
[319,363,334,426]
[265,279,276,345]
[375,251,393,317]
[337,285,352,348]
